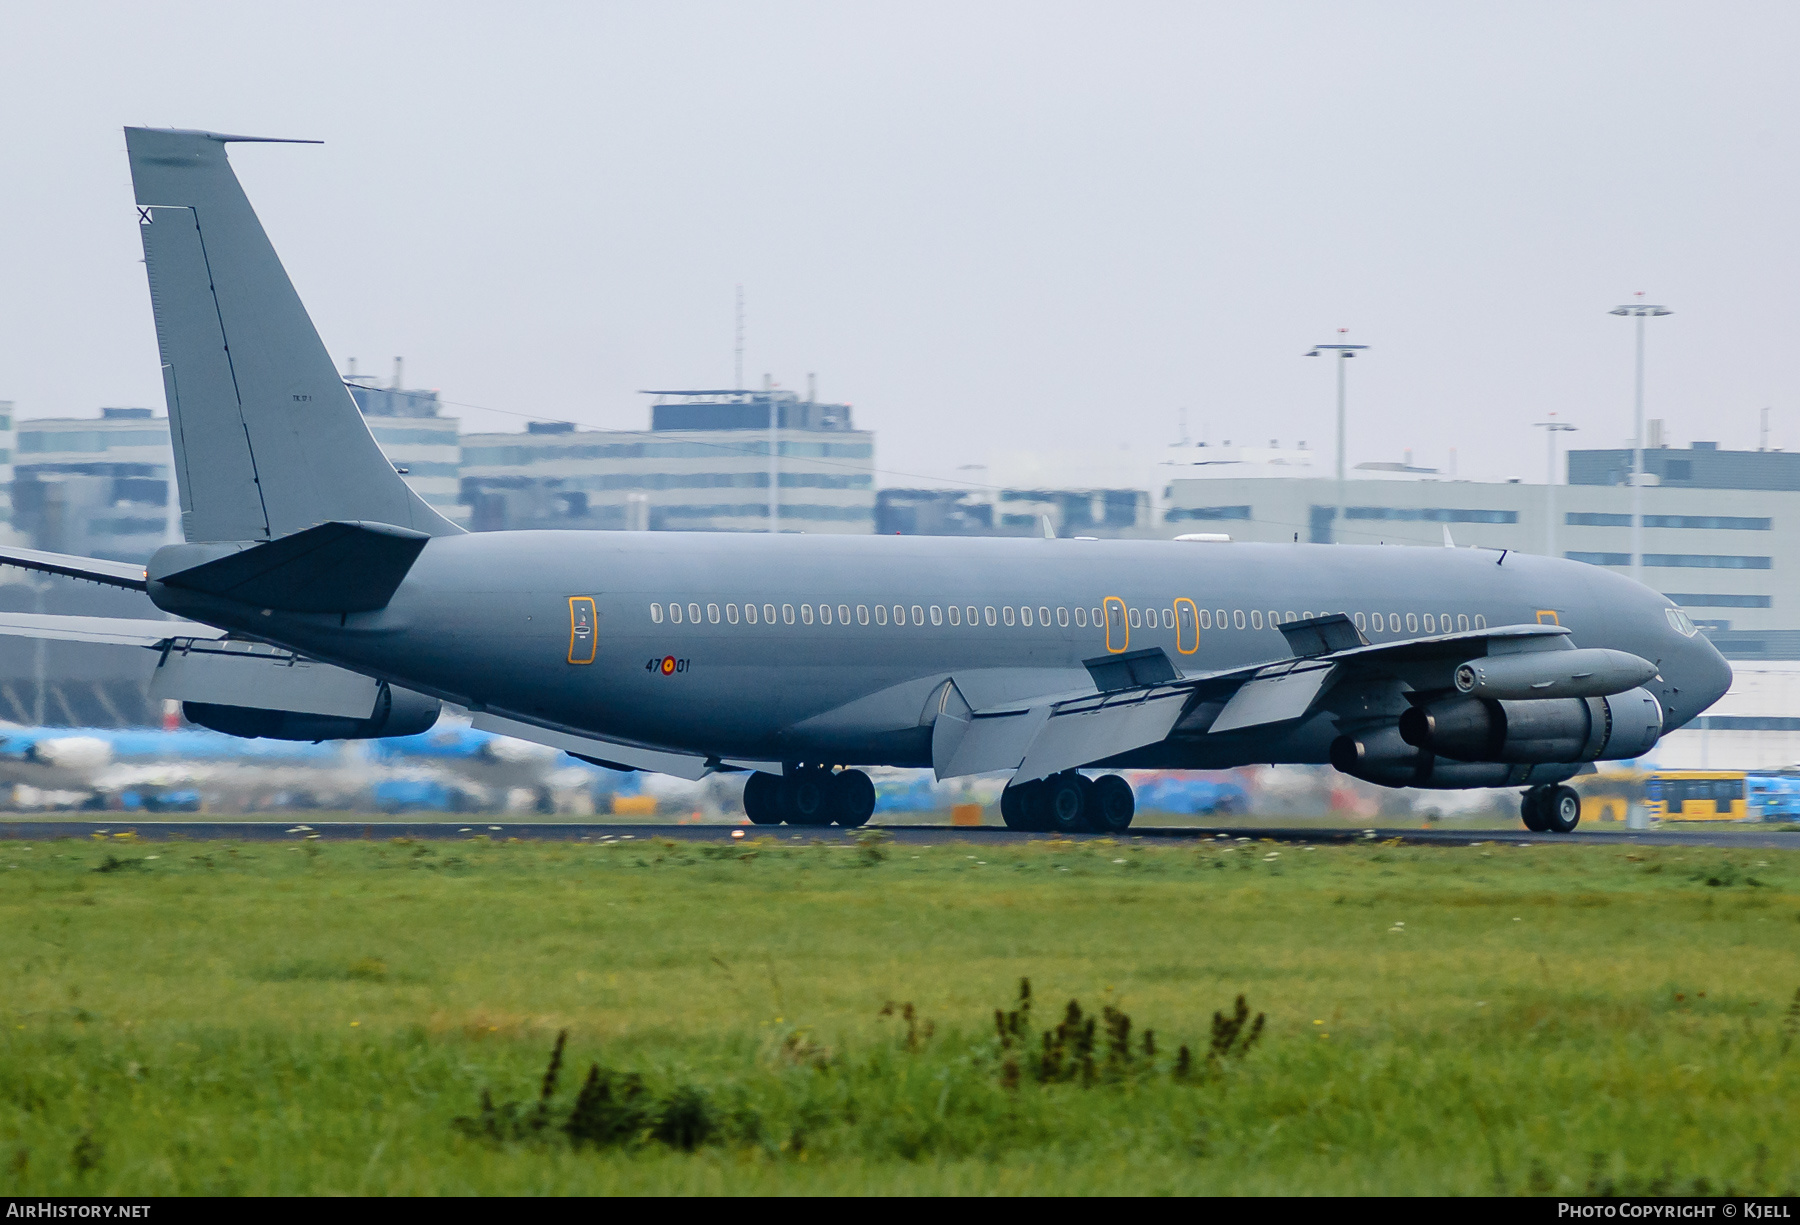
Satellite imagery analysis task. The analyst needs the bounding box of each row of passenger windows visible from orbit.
[646,601,1487,636]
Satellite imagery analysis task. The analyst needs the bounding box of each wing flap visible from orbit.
[1011,690,1190,784]
[1209,662,1337,733]
[469,711,715,781]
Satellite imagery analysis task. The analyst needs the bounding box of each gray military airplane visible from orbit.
[0,128,1733,834]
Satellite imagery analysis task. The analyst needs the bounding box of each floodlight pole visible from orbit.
[1609,301,1671,586]
[1305,339,1369,543]
[1535,419,1578,557]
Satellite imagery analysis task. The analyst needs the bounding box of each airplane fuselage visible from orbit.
[146,531,1734,770]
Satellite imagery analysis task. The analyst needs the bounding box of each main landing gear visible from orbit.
[742,767,876,828]
[1000,771,1135,833]
[1520,784,1581,834]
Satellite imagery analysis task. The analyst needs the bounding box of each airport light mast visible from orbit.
[1609,298,1672,585]
[1535,417,1578,558]
[1305,333,1368,544]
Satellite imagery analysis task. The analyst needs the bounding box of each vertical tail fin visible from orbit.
[126,127,462,543]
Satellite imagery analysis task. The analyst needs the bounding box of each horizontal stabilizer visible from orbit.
[154,521,429,612]
[0,545,149,592]
[0,612,226,647]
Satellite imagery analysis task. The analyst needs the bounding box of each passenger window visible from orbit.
[1353,611,1366,632]
[650,603,663,624]
[688,603,701,624]
[911,605,924,626]
[1268,611,1281,627]
[930,605,943,625]
[1074,607,1087,627]
[1388,612,1400,630]
[875,604,888,625]
[1091,608,1102,626]
[1284,611,1295,623]
[894,605,906,625]
[1003,606,1016,626]
[818,604,831,625]
[1057,607,1069,627]
[858,605,870,625]
[1039,606,1051,626]
[1162,608,1175,629]
[966,606,978,626]
[801,604,815,625]
[1232,609,1245,629]
[838,604,850,625]
[670,603,683,624]
[1021,606,1033,627]
[948,605,961,626]
[1474,614,1486,628]
[1439,612,1451,632]
[1175,599,1199,654]
[1128,608,1141,629]
[1251,610,1263,630]
[708,603,721,624]
[745,603,758,624]
[782,604,795,624]
[763,603,776,624]
[1457,614,1470,632]
[1198,608,1212,630]
[725,604,738,624]
[1405,613,1418,633]
[1422,613,1434,633]
[985,606,997,626]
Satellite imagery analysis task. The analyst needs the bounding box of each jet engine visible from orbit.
[1397,687,1662,764]
[184,683,441,742]
[1328,725,1581,790]
[1452,648,1657,701]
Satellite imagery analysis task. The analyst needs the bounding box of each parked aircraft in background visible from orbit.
[0,129,1733,834]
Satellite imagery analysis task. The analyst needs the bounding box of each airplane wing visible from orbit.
[935,615,1575,784]
[0,612,228,647]
[0,545,149,591]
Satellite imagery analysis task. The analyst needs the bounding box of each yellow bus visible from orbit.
[1645,771,1749,821]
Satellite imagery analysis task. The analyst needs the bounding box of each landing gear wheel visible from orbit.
[743,771,783,825]
[1044,772,1089,834]
[831,769,876,828]
[1090,774,1135,833]
[1544,784,1581,834]
[782,768,833,826]
[1520,786,1551,832]
[1000,780,1047,831]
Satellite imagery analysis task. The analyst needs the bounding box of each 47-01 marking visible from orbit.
[647,656,689,676]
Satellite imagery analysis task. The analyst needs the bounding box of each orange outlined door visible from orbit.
[568,596,597,664]
[1535,609,1560,626]
[1103,596,1129,654]
[1174,598,1200,654]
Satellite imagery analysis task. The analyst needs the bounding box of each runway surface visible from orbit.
[0,820,1795,849]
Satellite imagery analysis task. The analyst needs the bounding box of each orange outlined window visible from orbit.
[568,596,597,664]
[1535,609,1560,626]
[1174,598,1200,654]
[1103,596,1129,654]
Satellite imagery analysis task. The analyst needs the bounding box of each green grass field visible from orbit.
[1,830,1797,1195]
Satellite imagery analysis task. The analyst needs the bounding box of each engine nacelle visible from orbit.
[1453,648,1657,701]
[184,683,441,742]
[1328,725,1580,790]
[1398,687,1662,763]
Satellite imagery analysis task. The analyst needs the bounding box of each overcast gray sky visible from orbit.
[2,1,1796,488]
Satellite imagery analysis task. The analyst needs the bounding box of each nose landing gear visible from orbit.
[1000,772,1135,833]
[1520,784,1581,833]
[740,767,876,828]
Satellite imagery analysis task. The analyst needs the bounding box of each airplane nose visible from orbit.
[1675,636,1733,722]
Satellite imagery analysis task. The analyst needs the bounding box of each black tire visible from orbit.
[1519,787,1549,832]
[782,769,833,826]
[1544,784,1581,833]
[831,769,876,828]
[743,771,783,825]
[1091,774,1135,832]
[1045,772,1088,834]
[1000,783,1031,830]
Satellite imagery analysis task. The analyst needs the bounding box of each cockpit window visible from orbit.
[1665,607,1698,637]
